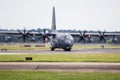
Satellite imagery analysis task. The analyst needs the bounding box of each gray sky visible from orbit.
[0,0,120,31]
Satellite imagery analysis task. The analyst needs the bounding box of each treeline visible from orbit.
[0,28,120,33]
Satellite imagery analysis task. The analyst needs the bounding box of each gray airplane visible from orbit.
[49,6,74,51]
[46,6,120,51]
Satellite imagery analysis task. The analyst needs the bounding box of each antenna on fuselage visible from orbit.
[51,6,56,31]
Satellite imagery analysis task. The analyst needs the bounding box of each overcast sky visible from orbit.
[0,0,120,31]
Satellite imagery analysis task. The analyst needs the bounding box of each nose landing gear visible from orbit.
[64,47,71,51]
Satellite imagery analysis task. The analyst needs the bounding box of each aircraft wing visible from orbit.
[0,31,21,35]
[70,32,120,37]
[0,30,55,36]
[1,31,120,36]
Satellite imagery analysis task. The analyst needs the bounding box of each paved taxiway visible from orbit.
[0,62,120,72]
[0,48,120,54]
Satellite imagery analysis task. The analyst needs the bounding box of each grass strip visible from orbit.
[0,53,120,62]
[0,71,120,80]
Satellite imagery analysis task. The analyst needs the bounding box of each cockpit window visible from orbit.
[58,33,73,41]
[63,34,73,40]
[65,35,70,39]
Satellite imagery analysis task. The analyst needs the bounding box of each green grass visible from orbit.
[73,44,120,49]
[0,53,120,62]
[0,44,49,50]
[0,71,120,80]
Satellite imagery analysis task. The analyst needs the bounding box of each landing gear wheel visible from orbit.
[64,48,71,51]
[51,47,55,51]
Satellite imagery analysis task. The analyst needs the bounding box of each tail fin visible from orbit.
[51,6,56,31]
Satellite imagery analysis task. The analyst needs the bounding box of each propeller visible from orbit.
[98,31,106,43]
[18,28,32,42]
[78,30,87,43]
[38,29,50,43]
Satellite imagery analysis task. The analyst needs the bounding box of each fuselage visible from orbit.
[50,32,74,51]
[50,7,74,51]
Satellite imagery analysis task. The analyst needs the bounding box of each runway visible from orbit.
[0,62,120,72]
[0,48,120,54]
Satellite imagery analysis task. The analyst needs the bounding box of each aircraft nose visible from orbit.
[65,40,73,47]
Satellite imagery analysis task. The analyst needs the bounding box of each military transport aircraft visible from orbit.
[0,6,120,51]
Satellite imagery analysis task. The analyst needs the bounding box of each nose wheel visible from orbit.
[64,47,71,51]
[50,47,55,51]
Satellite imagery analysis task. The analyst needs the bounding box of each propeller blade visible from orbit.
[103,37,106,43]
[78,30,86,43]
[98,31,106,43]
[26,30,32,35]
[78,36,86,42]
[78,37,82,42]
[38,30,43,36]
[103,30,106,35]
[78,30,82,36]
[18,29,23,34]
[43,37,46,43]
[46,36,50,41]
[23,35,26,42]
[98,36,106,43]
[23,28,26,34]
[38,29,51,43]
[83,30,87,36]
[98,31,102,35]
[43,29,46,34]
[18,35,23,39]
[18,35,26,42]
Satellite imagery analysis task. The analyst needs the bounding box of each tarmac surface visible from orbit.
[0,62,120,72]
[0,48,120,54]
